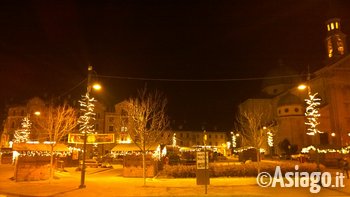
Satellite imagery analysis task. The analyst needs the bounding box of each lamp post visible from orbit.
[203,130,208,195]
[79,65,97,189]
[299,71,322,171]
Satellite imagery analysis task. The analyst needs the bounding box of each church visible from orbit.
[238,16,350,154]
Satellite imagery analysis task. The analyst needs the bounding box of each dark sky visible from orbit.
[1,0,350,130]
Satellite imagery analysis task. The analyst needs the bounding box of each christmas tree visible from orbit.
[14,116,31,143]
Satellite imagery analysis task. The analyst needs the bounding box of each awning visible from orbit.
[111,143,158,152]
[12,143,69,152]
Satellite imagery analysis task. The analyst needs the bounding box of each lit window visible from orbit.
[337,37,344,54]
[327,24,330,31]
[335,22,339,29]
[329,52,333,58]
[331,23,334,30]
[328,39,333,58]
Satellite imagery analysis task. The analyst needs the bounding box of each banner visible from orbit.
[68,133,115,144]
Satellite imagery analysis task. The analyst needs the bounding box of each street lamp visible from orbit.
[203,130,208,194]
[298,72,322,171]
[79,65,100,189]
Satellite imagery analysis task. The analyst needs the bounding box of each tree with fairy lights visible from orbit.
[78,92,97,134]
[14,116,31,143]
[305,92,322,136]
[304,91,322,171]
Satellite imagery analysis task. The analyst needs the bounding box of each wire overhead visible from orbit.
[97,74,307,82]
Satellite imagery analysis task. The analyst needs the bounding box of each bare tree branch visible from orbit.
[121,88,170,185]
[33,102,78,182]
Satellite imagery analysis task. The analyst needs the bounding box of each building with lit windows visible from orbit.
[239,17,350,154]
[0,97,46,148]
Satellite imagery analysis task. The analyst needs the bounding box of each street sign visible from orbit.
[196,151,210,186]
[68,133,115,144]
[196,151,209,169]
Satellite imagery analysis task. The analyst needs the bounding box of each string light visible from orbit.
[267,131,274,147]
[78,93,97,134]
[172,133,177,147]
[234,146,265,153]
[14,116,31,143]
[305,92,322,135]
[301,145,350,154]
[232,135,237,148]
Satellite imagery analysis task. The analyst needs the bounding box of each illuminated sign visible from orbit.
[68,134,115,144]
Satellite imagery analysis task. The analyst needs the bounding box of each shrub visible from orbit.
[161,162,325,178]
[162,165,197,178]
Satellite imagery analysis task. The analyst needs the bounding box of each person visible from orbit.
[342,157,349,179]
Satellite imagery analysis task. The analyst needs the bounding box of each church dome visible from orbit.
[277,93,304,117]
[261,60,301,96]
[277,93,303,107]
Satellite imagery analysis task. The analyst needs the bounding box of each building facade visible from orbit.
[0,97,46,148]
[239,17,350,153]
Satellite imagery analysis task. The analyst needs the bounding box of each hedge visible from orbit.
[161,162,325,178]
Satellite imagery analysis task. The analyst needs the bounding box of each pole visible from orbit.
[203,130,208,194]
[306,65,321,172]
[79,65,93,189]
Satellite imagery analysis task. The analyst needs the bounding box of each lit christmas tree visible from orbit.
[78,93,96,134]
[14,116,31,143]
[305,92,322,136]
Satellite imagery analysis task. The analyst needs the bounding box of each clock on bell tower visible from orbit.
[325,18,347,61]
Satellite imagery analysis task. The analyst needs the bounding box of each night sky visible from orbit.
[1,0,350,130]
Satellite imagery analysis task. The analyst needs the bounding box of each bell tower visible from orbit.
[325,18,347,62]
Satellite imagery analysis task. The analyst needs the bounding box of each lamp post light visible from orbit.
[299,72,322,171]
[79,65,100,189]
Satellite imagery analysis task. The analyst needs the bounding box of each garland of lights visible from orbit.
[14,116,31,143]
[232,135,237,148]
[301,145,350,154]
[305,92,322,136]
[267,131,274,147]
[78,92,96,134]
